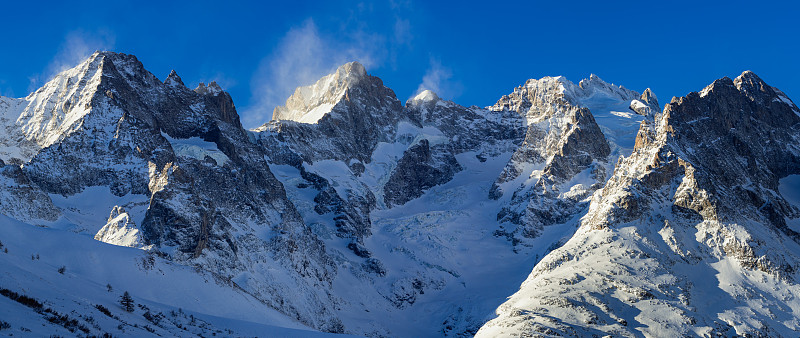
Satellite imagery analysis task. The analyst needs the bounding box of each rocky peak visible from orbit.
[271,61,371,124]
[336,61,367,81]
[732,70,798,111]
[629,88,660,116]
[490,76,574,117]
[259,61,406,163]
[575,74,641,104]
[491,74,653,121]
[2,50,177,162]
[734,70,766,91]
[578,73,613,91]
[165,70,185,88]
[697,76,734,98]
[408,89,440,105]
[640,88,659,108]
[194,81,223,96]
[405,89,444,123]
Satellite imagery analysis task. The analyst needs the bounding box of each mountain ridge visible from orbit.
[1,51,798,337]
[478,70,800,337]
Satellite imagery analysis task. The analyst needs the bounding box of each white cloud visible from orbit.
[243,19,387,128]
[415,57,461,101]
[29,29,115,92]
[240,1,419,128]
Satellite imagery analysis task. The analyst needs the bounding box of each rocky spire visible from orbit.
[164,70,185,88]
[640,88,659,108]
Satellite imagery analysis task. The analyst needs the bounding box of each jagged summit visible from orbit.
[258,60,406,163]
[575,74,642,105]
[0,50,243,162]
[271,61,370,124]
[698,76,734,98]
[1,51,138,161]
[736,69,762,83]
[733,69,798,110]
[491,74,660,155]
[492,74,657,118]
[692,70,800,115]
[195,81,224,96]
[165,69,185,87]
[640,87,658,105]
[337,60,367,79]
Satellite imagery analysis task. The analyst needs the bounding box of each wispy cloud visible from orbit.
[29,29,115,92]
[415,57,462,101]
[393,18,412,47]
[243,19,388,128]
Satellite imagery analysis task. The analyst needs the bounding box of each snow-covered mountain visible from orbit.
[477,71,800,337]
[1,51,799,338]
[489,74,658,240]
[0,51,343,333]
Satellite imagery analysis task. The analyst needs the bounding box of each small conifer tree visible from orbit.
[120,291,135,312]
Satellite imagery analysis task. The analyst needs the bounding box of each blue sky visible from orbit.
[0,0,797,128]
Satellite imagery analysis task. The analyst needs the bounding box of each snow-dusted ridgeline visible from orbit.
[1,50,799,338]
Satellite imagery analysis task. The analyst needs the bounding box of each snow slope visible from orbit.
[0,214,352,337]
[271,147,578,336]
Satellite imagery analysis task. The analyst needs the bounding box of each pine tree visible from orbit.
[120,291,134,312]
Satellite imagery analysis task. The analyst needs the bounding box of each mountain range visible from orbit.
[0,51,798,337]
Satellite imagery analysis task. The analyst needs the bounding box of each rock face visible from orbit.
[259,61,411,164]
[488,75,658,239]
[383,139,462,207]
[405,89,525,155]
[94,205,144,248]
[478,71,800,337]
[0,161,60,225]
[0,51,342,332]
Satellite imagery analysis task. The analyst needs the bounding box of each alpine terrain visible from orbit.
[0,51,798,337]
